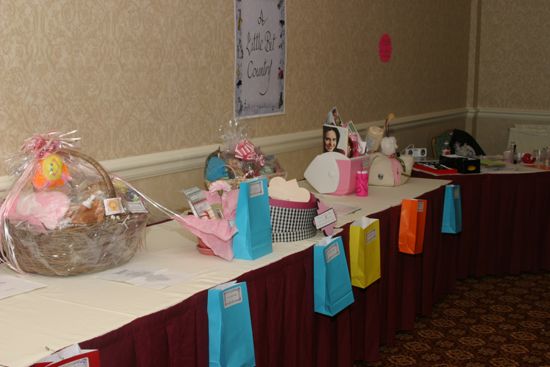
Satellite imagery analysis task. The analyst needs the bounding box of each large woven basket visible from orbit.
[3,149,148,276]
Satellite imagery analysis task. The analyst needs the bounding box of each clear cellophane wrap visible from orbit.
[0,131,148,276]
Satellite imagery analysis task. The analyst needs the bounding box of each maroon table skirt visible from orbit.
[414,170,550,278]
[81,173,550,366]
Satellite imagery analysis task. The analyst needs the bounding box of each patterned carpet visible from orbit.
[363,273,550,367]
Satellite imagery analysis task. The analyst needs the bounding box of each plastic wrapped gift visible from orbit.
[0,131,149,276]
[205,147,285,190]
[204,120,285,190]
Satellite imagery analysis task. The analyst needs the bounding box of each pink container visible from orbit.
[355,171,369,196]
[333,158,365,195]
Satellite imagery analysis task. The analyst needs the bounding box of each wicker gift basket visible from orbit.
[0,132,148,276]
[204,146,286,190]
[203,120,286,190]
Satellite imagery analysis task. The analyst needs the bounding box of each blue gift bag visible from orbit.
[441,184,462,234]
[233,177,273,260]
[314,236,355,316]
[208,281,256,367]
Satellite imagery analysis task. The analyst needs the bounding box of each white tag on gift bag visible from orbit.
[223,286,243,308]
[366,228,377,244]
[324,242,340,263]
[417,200,424,212]
[249,180,264,198]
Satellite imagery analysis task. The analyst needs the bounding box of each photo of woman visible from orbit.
[323,125,348,155]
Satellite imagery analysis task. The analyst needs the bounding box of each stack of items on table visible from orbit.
[308,108,414,194]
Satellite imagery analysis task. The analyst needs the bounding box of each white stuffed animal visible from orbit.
[380,136,398,156]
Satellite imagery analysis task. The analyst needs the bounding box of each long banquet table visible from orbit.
[1,172,549,366]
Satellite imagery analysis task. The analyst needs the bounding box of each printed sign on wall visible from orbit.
[235,0,286,119]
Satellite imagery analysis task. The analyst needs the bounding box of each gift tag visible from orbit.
[223,286,243,308]
[314,208,337,230]
[324,242,340,263]
[249,180,264,198]
[366,228,377,244]
[104,198,125,216]
[126,200,148,214]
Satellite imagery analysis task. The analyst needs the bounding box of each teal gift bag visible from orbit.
[208,281,255,367]
[441,184,462,234]
[314,236,354,316]
[233,177,273,260]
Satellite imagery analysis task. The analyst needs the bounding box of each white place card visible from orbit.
[98,266,192,290]
[314,208,337,229]
[0,274,46,300]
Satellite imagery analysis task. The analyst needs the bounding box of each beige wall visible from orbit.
[471,0,550,154]
[0,1,472,207]
[475,0,550,110]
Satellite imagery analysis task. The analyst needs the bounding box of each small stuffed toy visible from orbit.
[379,113,398,157]
[368,114,414,186]
[32,153,71,190]
[380,136,398,157]
[70,199,105,225]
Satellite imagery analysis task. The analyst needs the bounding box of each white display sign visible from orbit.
[235,0,286,118]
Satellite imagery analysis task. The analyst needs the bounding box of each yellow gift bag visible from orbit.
[349,216,381,288]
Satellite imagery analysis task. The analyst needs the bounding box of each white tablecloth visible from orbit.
[0,177,449,367]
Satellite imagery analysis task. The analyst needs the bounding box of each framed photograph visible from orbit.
[235,0,286,119]
[323,124,349,156]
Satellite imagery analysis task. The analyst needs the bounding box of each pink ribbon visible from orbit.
[234,139,265,167]
[390,158,403,186]
[21,130,80,158]
[234,139,256,160]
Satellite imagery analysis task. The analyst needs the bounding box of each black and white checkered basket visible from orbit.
[270,195,318,243]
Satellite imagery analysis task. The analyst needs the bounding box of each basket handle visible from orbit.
[61,148,116,198]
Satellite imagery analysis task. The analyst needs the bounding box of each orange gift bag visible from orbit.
[398,199,427,254]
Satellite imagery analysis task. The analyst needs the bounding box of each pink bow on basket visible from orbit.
[234,139,265,167]
[20,130,81,159]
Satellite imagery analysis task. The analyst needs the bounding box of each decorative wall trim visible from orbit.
[468,107,550,121]
[1,107,546,195]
